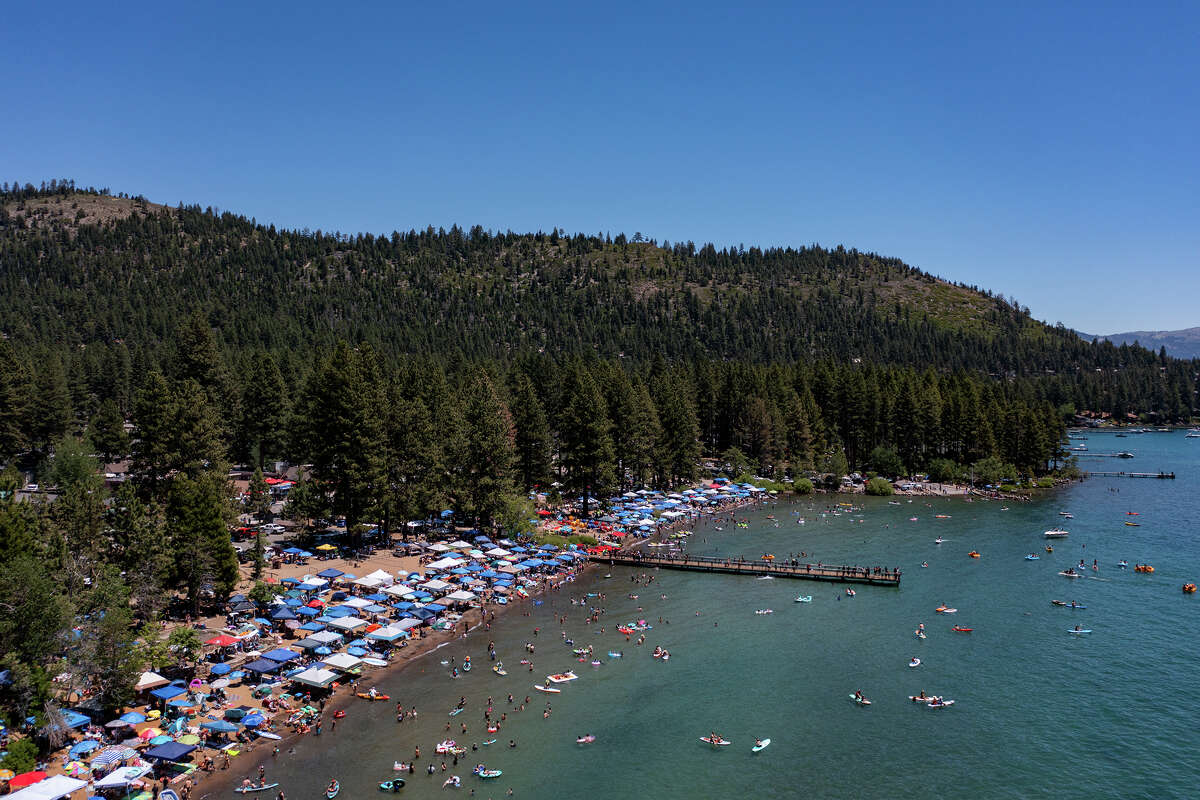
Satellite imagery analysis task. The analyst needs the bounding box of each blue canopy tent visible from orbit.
[119,711,148,723]
[242,658,283,674]
[262,649,301,663]
[299,621,326,632]
[270,607,297,621]
[144,742,197,762]
[149,683,188,702]
[316,568,344,578]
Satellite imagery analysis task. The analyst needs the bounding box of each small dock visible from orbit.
[1085,471,1175,479]
[590,554,900,586]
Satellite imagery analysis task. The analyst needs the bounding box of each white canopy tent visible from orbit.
[320,652,363,671]
[289,667,339,689]
[7,776,88,800]
[135,671,169,691]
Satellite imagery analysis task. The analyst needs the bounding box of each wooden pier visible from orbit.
[589,553,901,586]
[1084,471,1175,479]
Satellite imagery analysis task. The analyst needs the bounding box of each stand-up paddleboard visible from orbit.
[534,684,561,693]
[908,658,921,667]
[751,738,771,752]
[794,596,812,603]
[234,784,279,794]
[255,731,282,740]
[848,694,871,705]
[449,707,464,716]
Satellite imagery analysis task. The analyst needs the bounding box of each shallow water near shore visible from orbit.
[247,432,1199,800]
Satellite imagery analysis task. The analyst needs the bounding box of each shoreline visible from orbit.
[191,562,592,800]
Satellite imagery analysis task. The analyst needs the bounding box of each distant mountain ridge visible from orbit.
[1079,327,1200,360]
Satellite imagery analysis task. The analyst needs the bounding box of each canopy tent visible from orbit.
[6,775,87,800]
[242,658,283,674]
[444,590,476,602]
[261,648,302,663]
[316,568,344,579]
[135,671,170,691]
[320,653,362,671]
[143,742,198,761]
[326,616,367,631]
[289,667,339,689]
[365,625,408,641]
[93,766,151,789]
[149,683,188,701]
[426,557,465,570]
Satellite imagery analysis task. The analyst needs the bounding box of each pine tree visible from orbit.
[89,398,128,463]
[0,341,32,464]
[509,372,551,492]
[167,471,239,613]
[557,367,616,517]
[462,371,517,529]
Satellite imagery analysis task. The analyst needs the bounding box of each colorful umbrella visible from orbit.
[177,734,200,745]
[0,768,13,780]
[138,727,164,740]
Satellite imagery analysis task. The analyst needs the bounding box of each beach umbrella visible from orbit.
[314,646,332,655]
[177,734,200,745]
[105,718,132,729]
[69,740,101,757]
[201,720,239,733]
[120,711,148,723]
[211,678,231,689]
[223,708,247,721]
[148,735,173,745]
[138,727,164,740]
[90,748,127,767]
[0,769,13,781]
[241,713,265,727]
[64,761,90,778]
[346,646,367,656]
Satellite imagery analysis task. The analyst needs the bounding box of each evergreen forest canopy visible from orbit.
[0,179,1196,736]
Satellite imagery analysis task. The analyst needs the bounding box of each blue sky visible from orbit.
[3,1,1197,333]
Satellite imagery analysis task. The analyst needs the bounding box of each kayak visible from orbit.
[927,700,956,709]
[1025,555,1040,560]
[607,652,623,659]
[1051,601,1087,609]
[952,626,972,632]
[362,657,388,667]
[794,596,812,603]
[576,735,596,744]
[378,779,405,791]
[1068,629,1093,634]
[481,739,496,746]
[234,783,279,794]
[848,694,872,706]
[449,707,464,716]
[908,658,921,667]
[751,738,771,752]
[1058,572,1082,579]
[534,685,561,693]
[255,731,282,740]
[326,781,340,799]
[700,737,731,746]
[935,607,957,614]
[357,693,390,701]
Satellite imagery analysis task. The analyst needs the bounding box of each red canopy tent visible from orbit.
[9,771,48,789]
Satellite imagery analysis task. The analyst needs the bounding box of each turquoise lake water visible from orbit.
[264,431,1199,800]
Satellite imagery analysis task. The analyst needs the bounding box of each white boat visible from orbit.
[546,671,578,683]
[1044,528,1070,538]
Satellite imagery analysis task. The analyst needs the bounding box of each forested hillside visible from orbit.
[0,180,1195,491]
